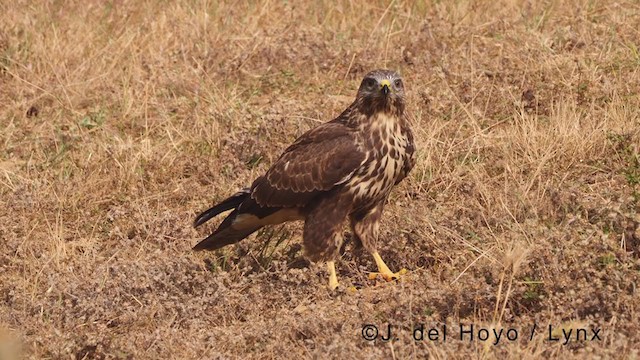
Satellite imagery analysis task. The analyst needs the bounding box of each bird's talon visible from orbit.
[369,252,407,282]
[368,269,407,282]
[382,273,398,282]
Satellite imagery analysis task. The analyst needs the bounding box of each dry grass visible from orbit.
[1,0,640,358]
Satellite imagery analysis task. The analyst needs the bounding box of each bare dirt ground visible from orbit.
[1,1,639,358]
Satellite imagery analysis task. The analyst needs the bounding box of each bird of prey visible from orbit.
[193,69,416,289]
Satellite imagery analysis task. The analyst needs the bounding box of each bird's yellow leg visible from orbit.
[368,252,408,281]
[327,261,339,290]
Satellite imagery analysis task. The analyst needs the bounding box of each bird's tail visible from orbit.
[193,188,250,228]
[192,188,266,251]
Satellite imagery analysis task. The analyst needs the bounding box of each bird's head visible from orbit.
[356,69,405,116]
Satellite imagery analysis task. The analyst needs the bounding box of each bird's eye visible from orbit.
[394,79,403,88]
[364,78,376,88]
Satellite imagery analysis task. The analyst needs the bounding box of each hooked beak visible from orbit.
[379,79,391,96]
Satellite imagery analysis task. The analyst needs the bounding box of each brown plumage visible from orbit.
[193,69,416,289]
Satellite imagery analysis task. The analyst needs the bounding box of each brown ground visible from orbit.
[1,1,639,359]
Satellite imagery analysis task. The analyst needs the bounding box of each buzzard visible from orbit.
[193,69,416,289]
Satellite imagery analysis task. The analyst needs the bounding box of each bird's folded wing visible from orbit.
[250,123,366,208]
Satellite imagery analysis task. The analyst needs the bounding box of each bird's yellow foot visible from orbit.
[327,261,339,290]
[368,268,408,281]
[368,252,407,282]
